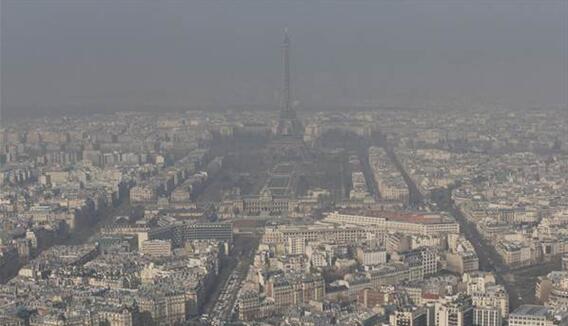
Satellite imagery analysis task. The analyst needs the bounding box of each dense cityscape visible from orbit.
[1,2,567,325]
[1,90,567,326]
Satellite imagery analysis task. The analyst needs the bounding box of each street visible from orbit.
[202,233,259,325]
[389,148,555,310]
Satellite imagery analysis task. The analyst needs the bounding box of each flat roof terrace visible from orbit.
[335,209,453,225]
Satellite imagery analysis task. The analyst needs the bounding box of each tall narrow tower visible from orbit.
[282,28,292,116]
[276,28,302,137]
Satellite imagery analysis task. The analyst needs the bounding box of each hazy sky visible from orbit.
[2,1,567,114]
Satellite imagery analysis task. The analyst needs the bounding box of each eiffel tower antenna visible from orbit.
[282,27,291,113]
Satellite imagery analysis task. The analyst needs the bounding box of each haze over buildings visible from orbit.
[1,1,568,326]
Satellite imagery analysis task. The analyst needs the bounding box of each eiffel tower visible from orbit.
[267,29,308,163]
[273,28,303,139]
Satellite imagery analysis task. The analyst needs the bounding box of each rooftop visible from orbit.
[335,209,452,225]
[511,305,549,317]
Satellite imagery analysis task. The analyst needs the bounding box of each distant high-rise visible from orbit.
[274,29,303,138]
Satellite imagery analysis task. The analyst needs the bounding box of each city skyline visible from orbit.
[1,2,568,326]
